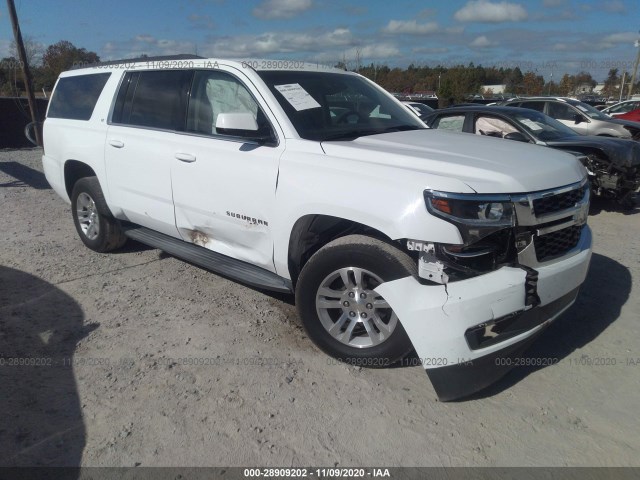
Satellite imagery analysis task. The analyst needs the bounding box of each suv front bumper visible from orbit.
[375,225,592,401]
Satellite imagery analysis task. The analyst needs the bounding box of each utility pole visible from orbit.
[628,34,640,100]
[6,0,41,146]
[619,72,626,102]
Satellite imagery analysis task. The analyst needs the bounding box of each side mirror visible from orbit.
[573,114,584,125]
[504,131,529,142]
[215,112,273,144]
[216,112,258,133]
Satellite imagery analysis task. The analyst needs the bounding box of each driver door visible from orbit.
[170,68,284,272]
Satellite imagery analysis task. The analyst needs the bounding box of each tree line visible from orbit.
[0,40,99,96]
[1,40,638,105]
[354,63,637,105]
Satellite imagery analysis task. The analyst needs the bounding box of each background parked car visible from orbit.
[601,100,640,117]
[426,105,640,209]
[614,108,640,123]
[498,97,640,140]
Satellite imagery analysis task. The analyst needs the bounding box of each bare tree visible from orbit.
[10,36,44,67]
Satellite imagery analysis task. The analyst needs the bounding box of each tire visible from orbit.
[71,176,127,252]
[295,234,417,367]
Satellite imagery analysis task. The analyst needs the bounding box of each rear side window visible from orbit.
[48,73,111,120]
[432,114,465,132]
[112,70,192,130]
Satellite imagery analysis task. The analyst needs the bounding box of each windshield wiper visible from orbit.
[321,125,423,142]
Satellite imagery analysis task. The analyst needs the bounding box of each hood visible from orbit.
[608,117,640,130]
[546,135,640,168]
[321,130,586,194]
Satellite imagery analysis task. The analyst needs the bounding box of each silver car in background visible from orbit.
[601,100,640,117]
[500,97,640,140]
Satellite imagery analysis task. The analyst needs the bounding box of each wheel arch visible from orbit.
[64,160,97,199]
[287,214,402,288]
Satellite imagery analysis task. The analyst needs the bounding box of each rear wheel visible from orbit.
[71,177,126,252]
[295,235,416,367]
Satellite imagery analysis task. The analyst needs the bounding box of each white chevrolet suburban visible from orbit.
[42,56,592,400]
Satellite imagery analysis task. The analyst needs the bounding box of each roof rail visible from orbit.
[71,54,205,70]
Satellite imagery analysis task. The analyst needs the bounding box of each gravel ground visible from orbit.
[1,148,639,468]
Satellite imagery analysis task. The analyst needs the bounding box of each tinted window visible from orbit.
[115,70,192,130]
[186,70,273,140]
[48,73,111,120]
[547,102,577,121]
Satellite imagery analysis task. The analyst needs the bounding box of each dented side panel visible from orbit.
[171,133,282,271]
[169,66,287,272]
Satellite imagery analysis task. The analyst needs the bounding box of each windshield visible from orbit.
[512,109,578,141]
[567,100,611,120]
[257,71,425,141]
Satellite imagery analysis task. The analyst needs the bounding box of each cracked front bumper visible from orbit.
[375,226,592,401]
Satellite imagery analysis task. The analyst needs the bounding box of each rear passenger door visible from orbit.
[105,70,193,237]
[170,68,285,272]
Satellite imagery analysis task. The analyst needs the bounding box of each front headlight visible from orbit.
[424,191,515,244]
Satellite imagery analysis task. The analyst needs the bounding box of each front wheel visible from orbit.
[295,235,417,367]
[71,177,126,252]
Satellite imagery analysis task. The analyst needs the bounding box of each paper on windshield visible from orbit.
[576,105,588,112]
[520,119,543,130]
[274,84,321,111]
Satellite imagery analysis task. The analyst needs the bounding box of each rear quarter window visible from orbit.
[48,73,111,120]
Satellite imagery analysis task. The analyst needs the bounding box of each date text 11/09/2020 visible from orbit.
[243,468,391,477]
[325,357,465,367]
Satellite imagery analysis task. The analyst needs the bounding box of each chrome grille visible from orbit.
[513,179,589,267]
[534,226,582,262]
[532,184,588,217]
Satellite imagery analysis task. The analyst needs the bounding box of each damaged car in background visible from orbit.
[426,105,640,209]
[42,57,592,401]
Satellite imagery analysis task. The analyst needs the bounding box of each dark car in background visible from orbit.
[498,97,640,141]
[425,105,640,208]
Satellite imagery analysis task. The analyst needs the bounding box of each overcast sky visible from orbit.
[1,0,639,81]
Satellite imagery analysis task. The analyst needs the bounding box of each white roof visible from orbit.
[64,57,347,76]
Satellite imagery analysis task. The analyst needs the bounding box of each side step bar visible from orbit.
[123,225,293,294]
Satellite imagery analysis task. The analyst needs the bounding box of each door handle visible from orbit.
[175,153,196,163]
[109,139,124,148]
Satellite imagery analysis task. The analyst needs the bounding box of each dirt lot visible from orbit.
[1,148,639,468]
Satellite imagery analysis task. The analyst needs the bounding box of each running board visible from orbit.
[123,225,293,294]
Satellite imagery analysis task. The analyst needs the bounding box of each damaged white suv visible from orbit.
[42,57,592,400]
